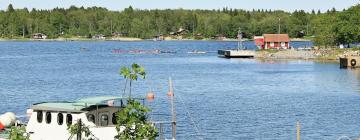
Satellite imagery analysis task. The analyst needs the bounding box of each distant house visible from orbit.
[153,34,164,41]
[194,33,204,40]
[169,27,188,40]
[32,33,47,39]
[255,34,290,49]
[169,32,176,36]
[176,27,187,35]
[212,34,227,40]
[112,32,124,37]
[92,34,105,40]
[254,36,265,49]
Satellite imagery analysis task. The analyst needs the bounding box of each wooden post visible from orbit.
[169,77,176,140]
[77,119,82,140]
[159,123,164,140]
[296,121,300,140]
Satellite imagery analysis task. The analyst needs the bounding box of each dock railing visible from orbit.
[151,121,176,140]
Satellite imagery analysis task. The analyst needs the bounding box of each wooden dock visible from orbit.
[340,56,360,68]
[218,49,255,58]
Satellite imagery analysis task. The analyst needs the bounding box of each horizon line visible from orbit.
[1,4,355,13]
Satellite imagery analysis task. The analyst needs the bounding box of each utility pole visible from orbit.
[89,22,92,34]
[278,18,281,34]
[306,23,309,36]
[237,28,243,50]
[22,25,25,38]
[59,24,62,35]
[36,22,39,33]
[110,20,112,34]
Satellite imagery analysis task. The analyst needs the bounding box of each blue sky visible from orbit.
[1,0,359,12]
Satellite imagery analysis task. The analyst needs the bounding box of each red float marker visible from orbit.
[147,92,155,100]
[0,122,4,130]
[167,91,174,97]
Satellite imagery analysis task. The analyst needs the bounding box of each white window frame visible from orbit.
[270,42,274,47]
[281,42,286,47]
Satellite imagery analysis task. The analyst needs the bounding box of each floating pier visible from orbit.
[218,28,256,58]
[218,49,255,58]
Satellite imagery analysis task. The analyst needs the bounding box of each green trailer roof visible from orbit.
[31,96,145,112]
[77,96,144,104]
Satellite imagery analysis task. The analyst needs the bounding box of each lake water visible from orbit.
[1,40,360,140]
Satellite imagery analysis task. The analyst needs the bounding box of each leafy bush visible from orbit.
[115,99,158,140]
[9,126,29,140]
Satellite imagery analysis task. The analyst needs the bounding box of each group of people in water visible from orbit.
[111,49,207,54]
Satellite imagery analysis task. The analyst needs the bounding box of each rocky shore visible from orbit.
[255,49,359,61]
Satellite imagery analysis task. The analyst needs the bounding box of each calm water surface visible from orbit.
[1,41,360,140]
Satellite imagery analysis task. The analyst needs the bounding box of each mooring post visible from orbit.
[159,123,164,140]
[169,77,176,140]
[296,121,300,140]
[77,119,82,140]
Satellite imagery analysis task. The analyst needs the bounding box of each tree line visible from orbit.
[0,4,359,46]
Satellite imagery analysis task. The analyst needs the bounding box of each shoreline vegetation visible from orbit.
[0,4,358,46]
[0,37,311,42]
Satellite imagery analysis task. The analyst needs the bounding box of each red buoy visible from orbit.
[0,122,4,130]
[147,92,155,100]
[167,91,174,97]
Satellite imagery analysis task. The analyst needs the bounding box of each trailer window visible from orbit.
[112,112,118,124]
[37,111,43,123]
[66,114,72,126]
[100,114,108,126]
[57,113,64,125]
[45,112,51,124]
[87,114,95,123]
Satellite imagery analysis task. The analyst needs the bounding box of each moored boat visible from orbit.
[187,50,207,54]
[25,96,145,140]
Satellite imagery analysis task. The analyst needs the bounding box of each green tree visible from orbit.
[116,64,157,140]
[115,99,158,140]
[119,63,146,97]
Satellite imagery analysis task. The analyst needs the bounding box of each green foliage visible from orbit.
[120,63,146,81]
[120,63,146,97]
[117,64,157,139]
[0,4,359,44]
[9,126,29,140]
[115,99,158,140]
[67,120,92,140]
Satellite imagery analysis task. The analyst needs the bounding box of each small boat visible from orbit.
[187,50,207,54]
[0,112,17,140]
[80,47,89,52]
[0,78,178,140]
[160,50,177,54]
[26,96,145,140]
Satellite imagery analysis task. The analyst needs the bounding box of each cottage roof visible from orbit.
[263,34,290,42]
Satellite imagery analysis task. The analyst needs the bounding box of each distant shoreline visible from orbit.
[0,38,311,42]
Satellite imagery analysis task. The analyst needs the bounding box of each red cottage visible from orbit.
[254,36,265,49]
[263,34,290,49]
